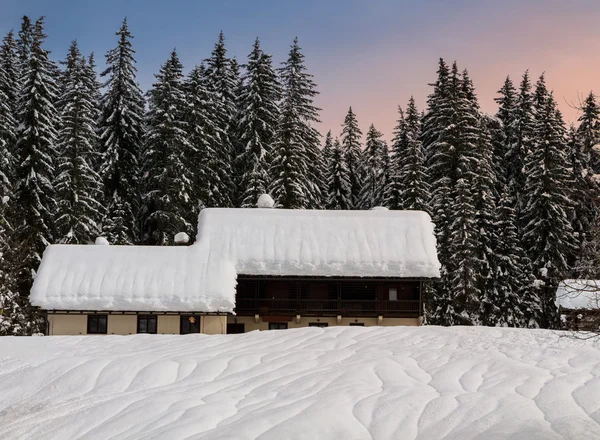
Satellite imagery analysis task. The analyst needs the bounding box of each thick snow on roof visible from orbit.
[31,208,440,311]
[1,327,599,439]
[200,208,440,278]
[556,279,600,310]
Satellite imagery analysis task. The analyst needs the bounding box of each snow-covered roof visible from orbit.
[556,279,600,310]
[30,208,440,312]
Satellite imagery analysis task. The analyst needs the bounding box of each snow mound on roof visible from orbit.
[200,208,440,278]
[0,326,598,439]
[31,244,236,312]
[31,208,440,311]
[556,279,600,310]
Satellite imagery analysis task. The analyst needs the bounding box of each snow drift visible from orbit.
[0,327,598,439]
[30,208,440,312]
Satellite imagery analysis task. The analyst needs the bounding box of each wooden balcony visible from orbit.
[234,298,421,317]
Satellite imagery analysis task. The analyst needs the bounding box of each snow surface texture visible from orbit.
[31,209,440,312]
[0,326,598,440]
[556,279,600,310]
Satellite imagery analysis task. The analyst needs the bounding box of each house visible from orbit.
[30,201,441,335]
[556,279,600,331]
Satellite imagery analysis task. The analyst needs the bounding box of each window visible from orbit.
[227,323,245,334]
[389,287,398,301]
[137,315,157,334]
[180,315,200,334]
[269,322,288,330]
[87,314,107,334]
[309,322,328,328]
[349,323,364,326]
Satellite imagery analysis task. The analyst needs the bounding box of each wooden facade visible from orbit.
[234,276,423,319]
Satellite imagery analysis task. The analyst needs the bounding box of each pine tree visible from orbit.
[236,39,281,208]
[486,190,537,327]
[269,38,322,209]
[140,50,194,245]
[326,138,351,210]
[340,107,363,208]
[320,130,334,202]
[84,52,103,173]
[54,41,104,244]
[16,16,33,77]
[358,124,387,208]
[0,30,20,117]
[578,91,600,173]
[568,124,597,272]
[204,32,236,207]
[494,76,518,189]
[522,83,576,328]
[387,97,429,211]
[12,17,59,300]
[185,65,224,211]
[510,71,535,222]
[99,18,145,244]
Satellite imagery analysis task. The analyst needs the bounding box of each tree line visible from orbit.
[1,16,597,334]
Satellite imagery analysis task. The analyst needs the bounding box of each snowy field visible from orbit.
[0,327,599,440]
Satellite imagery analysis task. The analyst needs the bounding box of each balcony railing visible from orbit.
[235,298,420,317]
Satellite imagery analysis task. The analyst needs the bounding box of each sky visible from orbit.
[2,0,600,142]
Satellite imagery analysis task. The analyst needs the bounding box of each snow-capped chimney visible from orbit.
[174,232,190,245]
[370,206,389,211]
[257,194,275,209]
[95,237,109,245]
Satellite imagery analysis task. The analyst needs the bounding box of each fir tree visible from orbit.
[54,41,104,244]
[568,124,597,272]
[84,52,103,173]
[99,18,145,244]
[494,76,518,189]
[320,130,334,202]
[140,49,194,245]
[269,38,322,209]
[358,124,387,208]
[326,138,351,210]
[0,30,20,117]
[578,91,600,173]
[185,64,224,210]
[204,32,236,207]
[12,17,59,298]
[16,16,33,76]
[340,107,363,208]
[522,86,576,328]
[510,71,535,222]
[387,97,429,211]
[236,39,281,208]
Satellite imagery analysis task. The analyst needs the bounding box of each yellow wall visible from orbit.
[107,315,137,335]
[46,313,418,335]
[202,315,227,334]
[227,316,420,332]
[47,314,87,335]
[157,315,180,334]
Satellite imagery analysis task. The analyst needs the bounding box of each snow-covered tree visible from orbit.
[340,107,363,208]
[12,17,59,298]
[494,76,518,190]
[99,18,144,244]
[140,49,194,245]
[16,16,33,77]
[578,91,600,174]
[522,80,577,328]
[358,124,387,208]
[269,38,322,209]
[204,32,237,207]
[326,138,351,210]
[236,39,281,208]
[184,64,224,211]
[387,97,429,211]
[0,30,20,118]
[54,41,104,244]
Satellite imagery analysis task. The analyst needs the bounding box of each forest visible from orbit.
[0,16,597,334]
